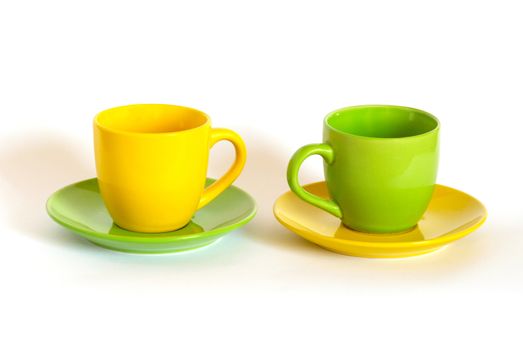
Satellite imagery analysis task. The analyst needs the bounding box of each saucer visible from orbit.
[47,178,256,254]
[273,182,487,258]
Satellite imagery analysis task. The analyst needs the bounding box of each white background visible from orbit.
[0,0,522,349]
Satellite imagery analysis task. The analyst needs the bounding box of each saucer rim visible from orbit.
[273,182,487,249]
[47,177,257,243]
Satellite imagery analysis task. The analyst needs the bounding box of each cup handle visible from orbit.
[287,143,342,218]
[198,128,247,209]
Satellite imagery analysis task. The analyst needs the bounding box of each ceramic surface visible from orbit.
[47,178,256,254]
[94,104,246,232]
[274,181,486,258]
[287,105,439,233]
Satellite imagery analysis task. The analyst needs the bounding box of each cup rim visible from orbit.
[94,103,211,136]
[324,104,440,140]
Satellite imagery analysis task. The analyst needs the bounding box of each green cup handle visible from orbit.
[287,143,342,218]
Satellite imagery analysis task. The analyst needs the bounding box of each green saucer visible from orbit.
[46,178,256,254]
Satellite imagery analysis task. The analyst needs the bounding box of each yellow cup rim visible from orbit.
[93,103,211,136]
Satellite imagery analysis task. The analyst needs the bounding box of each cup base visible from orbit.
[341,223,418,235]
[113,221,191,233]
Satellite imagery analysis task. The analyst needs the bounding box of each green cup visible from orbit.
[287,105,440,233]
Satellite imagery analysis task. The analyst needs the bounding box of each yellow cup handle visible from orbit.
[198,128,247,209]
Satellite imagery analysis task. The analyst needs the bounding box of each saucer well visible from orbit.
[47,178,256,254]
[273,182,487,258]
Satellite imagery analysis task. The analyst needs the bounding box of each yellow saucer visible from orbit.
[273,182,487,258]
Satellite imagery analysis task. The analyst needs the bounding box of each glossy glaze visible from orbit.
[47,178,256,254]
[287,105,439,233]
[274,181,486,258]
[94,104,246,232]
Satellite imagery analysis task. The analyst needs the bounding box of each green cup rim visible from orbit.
[324,105,440,140]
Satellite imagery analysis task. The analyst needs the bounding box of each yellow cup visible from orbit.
[93,104,246,232]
